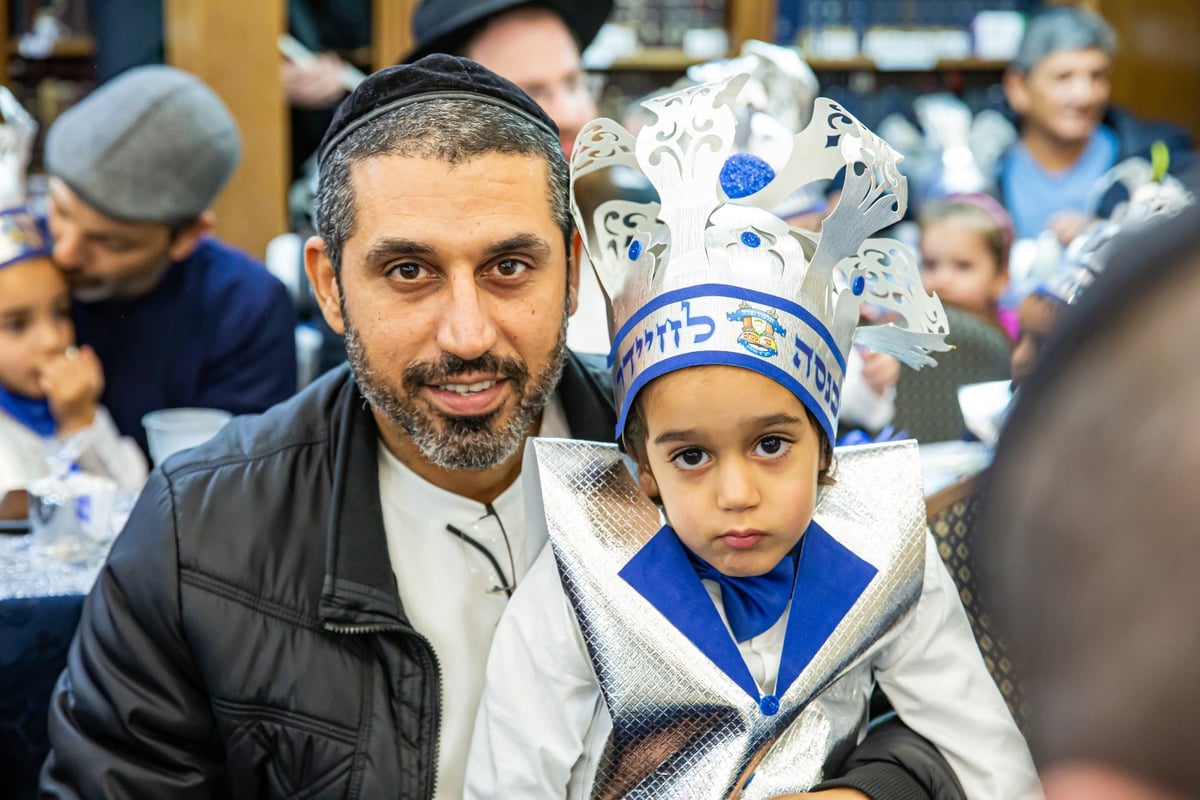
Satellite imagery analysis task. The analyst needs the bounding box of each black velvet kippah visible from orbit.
[317,54,559,167]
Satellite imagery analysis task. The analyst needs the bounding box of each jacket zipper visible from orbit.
[324,621,443,800]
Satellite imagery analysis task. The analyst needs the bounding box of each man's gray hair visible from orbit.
[315,97,570,274]
[1011,7,1117,74]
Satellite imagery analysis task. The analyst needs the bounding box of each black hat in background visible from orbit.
[404,0,613,63]
[317,54,559,168]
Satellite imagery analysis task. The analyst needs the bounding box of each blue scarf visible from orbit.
[688,541,800,643]
[0,384,55,437]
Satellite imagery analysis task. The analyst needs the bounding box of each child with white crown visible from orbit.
[0,94,147,516]
[466,75,1038,799]
[0,207,147,513]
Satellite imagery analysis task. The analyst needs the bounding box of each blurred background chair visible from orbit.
[925,470,1026,730]
[894,307,1012,442]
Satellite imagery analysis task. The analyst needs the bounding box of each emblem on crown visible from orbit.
[570,73,951,442]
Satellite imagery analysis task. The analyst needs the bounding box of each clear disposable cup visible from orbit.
[141,408,233,466]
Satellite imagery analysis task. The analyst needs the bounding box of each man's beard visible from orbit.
[344,303,569,471]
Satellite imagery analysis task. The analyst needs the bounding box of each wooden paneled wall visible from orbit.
[164,0,288,259]
[1094,0,1200,144]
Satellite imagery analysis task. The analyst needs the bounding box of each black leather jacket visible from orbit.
[40,354,963,799]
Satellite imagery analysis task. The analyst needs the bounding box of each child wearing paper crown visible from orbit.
[919,194,1017,341]
[465,77,1037,798]
[0,208,146,514]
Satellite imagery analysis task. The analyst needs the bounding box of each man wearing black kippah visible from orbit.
[42,56,965,800]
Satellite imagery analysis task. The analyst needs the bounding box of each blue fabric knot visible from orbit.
[687,539,799,643]
[0,384,55,437]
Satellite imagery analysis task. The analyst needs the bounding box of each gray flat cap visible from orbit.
[45,65,241,223]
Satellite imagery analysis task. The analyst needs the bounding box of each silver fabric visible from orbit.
[526,438,926,799]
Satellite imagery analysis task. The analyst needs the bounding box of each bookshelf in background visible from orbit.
[2,0,96,171]
[591,0,1048,129]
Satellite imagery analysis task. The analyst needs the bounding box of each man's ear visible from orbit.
[304,235,346,335]
[568,231,583,316]
[1003,69,1029,116]
[166,210,215,262]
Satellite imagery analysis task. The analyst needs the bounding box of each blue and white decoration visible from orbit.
[570,74,951,440]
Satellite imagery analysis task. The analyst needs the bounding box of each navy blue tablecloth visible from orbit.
[0,593,85,799]
[1,531,104,800]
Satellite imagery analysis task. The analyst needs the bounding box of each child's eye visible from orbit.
[755,436,791,458]
[670,447,710,470]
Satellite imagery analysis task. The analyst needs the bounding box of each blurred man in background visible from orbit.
[979,197,1200,799]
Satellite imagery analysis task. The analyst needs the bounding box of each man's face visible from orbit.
[46,178,176,302]
[318,152,576,472]
[1007,48,1112,148]
[466,8,598,157]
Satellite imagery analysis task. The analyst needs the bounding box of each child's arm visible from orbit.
[68,406,149,494]
[41,346,148,493]
[873,533,1041,800]
[465,547,606,798]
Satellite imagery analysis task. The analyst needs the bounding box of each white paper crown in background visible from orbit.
[570,74,950,443]
[1037,172,1194,307]
[0,87,48,271]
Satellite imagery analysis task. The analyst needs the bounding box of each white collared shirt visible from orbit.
[377,392,571,800]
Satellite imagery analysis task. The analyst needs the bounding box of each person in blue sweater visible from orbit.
[42,66,297,454]
[998,7,1193,245]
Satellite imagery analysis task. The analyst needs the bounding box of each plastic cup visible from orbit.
[142,408,233,466]
[28,472,119,561]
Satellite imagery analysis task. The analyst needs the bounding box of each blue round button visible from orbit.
[628,240,642,261]
[740,231,762,248]
[759,694,779,716]
[852,275,866,296]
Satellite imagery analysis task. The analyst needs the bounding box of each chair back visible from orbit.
[926,471,1026,729]
[894,307,1012,442]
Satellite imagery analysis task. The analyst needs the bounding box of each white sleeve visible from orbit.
[66,406,149,494]
[874,532,1042,800]
[465,545,604,799]
[838,347,896,432]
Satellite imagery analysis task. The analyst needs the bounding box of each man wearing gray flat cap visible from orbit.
[44,65,297,454]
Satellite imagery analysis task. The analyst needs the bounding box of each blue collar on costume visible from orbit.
[619,522,878,701]
[0,384,55,437]
[687,540,799,644]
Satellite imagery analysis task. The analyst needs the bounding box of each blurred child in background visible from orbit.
[919,194,1018,340]
[0,209,146,515]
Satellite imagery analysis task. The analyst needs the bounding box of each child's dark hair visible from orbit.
[621,393,837,487]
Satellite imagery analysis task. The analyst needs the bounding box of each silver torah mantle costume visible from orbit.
[526,437,926,799]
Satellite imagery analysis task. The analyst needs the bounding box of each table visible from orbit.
[918,439,993,497]
[0,533,108,800]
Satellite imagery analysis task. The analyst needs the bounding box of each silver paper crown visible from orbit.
[1038,170,1194,307]
[570,74,950,443]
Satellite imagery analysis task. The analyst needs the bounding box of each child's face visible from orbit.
[920,219,1007,318]
[1011,293,1063,388]
[634,365,827,578]
[0,257,75,398]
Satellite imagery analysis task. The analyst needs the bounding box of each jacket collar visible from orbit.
[319,351,618,628]
[319,367,406,629]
